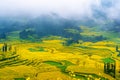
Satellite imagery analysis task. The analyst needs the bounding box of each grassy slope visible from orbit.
[80,26,120,43]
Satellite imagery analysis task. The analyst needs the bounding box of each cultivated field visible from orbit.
[0,39,120,80]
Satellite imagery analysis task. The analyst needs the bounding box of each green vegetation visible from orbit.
[28,47,46,52]
[43,60,74,72]
[102,58,115,63]
[14,78,26,80]
[43,60,109,80]
[74,72,108,80]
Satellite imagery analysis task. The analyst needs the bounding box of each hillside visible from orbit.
[1,0,120,79]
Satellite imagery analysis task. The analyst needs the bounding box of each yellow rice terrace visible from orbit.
[0,39,120,80]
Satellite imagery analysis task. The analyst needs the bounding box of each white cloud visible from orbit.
[0,0,100,17]
[107,0,120,19]
[0,0,120,19]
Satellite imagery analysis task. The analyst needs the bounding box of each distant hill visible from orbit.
[0,13,120,43]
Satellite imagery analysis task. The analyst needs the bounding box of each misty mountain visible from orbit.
[0,15,82,41]
[0,12,120,41]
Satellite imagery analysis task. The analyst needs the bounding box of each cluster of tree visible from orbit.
[20,29,37,39]
[82,35,106,42]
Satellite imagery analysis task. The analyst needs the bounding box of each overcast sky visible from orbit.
[0,0,119,19]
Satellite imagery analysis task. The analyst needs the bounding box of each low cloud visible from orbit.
[0,0,99,18]
[0,0,119,20]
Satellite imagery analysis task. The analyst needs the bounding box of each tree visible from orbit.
[19,29,38,40]
[116,45,119,52]
[2,43,8,52]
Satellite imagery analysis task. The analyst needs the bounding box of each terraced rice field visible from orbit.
[0,40,119,80]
